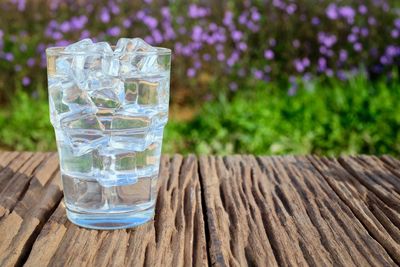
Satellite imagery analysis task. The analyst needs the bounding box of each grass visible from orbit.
[0,74,399,155]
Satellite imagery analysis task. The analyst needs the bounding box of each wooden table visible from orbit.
[0,152,399,266]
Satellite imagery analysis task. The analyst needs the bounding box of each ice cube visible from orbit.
[109,111,153,150]
[60,112,108,155]
[135,141,161,176]
[137,79,159,106]
[62,81,94,110]
[55,56,72,76]
[114,38,156,54]
[58,142,101,178]
[65,38,93,52]
[90,88,121,109]
[48,84,71,126]
[97,148,138,187]
[123,78,138,105]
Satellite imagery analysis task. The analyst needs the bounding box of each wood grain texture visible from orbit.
[24,155,208,267]
[0,152,399,266]
[199,155,398,266]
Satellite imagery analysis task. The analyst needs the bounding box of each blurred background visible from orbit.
[0,0,399,155]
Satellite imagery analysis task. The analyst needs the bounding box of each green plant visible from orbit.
[164,74,400,155]
[0,90,55,151]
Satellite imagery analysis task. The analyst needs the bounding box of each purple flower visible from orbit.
[339,50,348,61]
[264,50,274,60]
[293,59,305,72]
[311,17,320,25]
[318,57,327,71]
[52,32,63,40]
[178,27,186,35]
[292,39,300,48]
[368,17,376,25]
[71,16,87,30]
[269,38,276,46]
[110,2,120,14]
[60,21,70,33]
[231,30,243,41]
[339,6,355,22]
[326,4,338,20]
[123,19,131,28]
[318,32,337,47]
[217,53,225,61]
[360,28,369,37]
[144,16,158,29]
[238,13,248,25]
[380,55,391,65]
[80,30,90,39]
[347,34,357,43]
[203,53,211,61]
[16,0,26,11]
[152,30,163,44]
[27,58,35,67]
[326,69,334,77]
[251,9,261,21]
[107,26,120,37]
[386,45,400,57]
[100,8,110,23]
[253,69,263,80]
[391,29,399,39]
[395,19,400,29]
[223,11,234,27]
[144,36,154,45]
[351,26,359,34]
[192,26,203,41]
[286,4,297,14]
[358,5,367,14]
[337,70,347,81]
[161,7,170,18]
[238,42,247,51]
[188,4,209,18]
[264,65,271,73]
[302,58,310,67]
[229,82,238,91]
[144,0,152,3]
[4,52,14,61]
[22,76,31,86]
[187,68,196,77]
[353,43,362,52]
[136,10,145,20]
[15,65,21,72]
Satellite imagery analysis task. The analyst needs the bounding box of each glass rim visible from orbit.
[46,46,172,56]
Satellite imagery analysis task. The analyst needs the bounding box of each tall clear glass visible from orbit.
[46,43,171,229]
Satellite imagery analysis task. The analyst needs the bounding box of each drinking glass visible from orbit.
[46,41,171,229]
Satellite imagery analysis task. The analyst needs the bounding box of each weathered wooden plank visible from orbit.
[0,153,62,266]
[200,155,397,266]
[380,155,400,179]
[25,155,208,267]
[0,152,32,192]
[339,156,400,212]
[0,151,20,169]
[310,156,400,264]
[199,156,278,267]
[0,152,50,218]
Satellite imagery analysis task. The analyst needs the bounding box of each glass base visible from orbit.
[66,205,155,230]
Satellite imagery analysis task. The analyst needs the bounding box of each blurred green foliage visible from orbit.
[164,74,400,155]
[0,74,399,155]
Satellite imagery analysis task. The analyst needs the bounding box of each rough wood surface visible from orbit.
[0,151,399,266]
